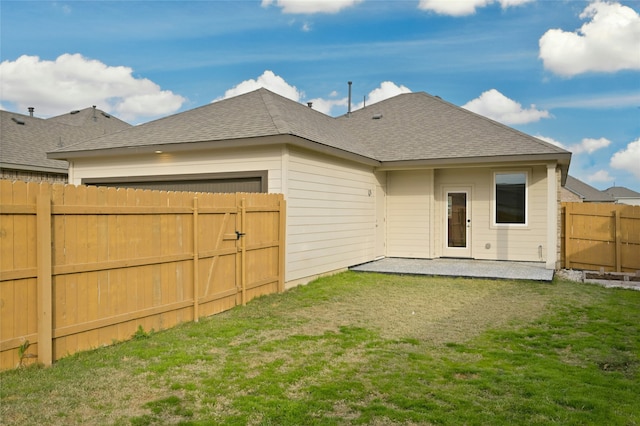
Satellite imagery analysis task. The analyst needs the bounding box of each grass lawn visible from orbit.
[1,272,639,425]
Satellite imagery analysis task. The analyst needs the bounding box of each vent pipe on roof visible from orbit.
[347,81,352,117]
[307,102,313,108]
[28,107,34,117]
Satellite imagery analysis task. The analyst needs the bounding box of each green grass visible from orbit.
[2,272,639,425]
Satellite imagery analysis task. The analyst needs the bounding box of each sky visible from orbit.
[1,0,639,191]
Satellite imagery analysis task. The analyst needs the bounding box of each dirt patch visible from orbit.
[286,277,552,345]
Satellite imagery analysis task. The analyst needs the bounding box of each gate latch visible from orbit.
[235,231,246,240]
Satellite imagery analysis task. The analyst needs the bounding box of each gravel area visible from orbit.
[556,269,640,291]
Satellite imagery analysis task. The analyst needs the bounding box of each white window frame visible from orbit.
[492,170,529,228]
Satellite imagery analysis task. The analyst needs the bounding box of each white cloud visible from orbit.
[306,97,348,115]
[586,169,614,183]
[568,137,611,154]
[535,135,567,149]
[462,89,550,125]
[216,70,303,102]
[216,76,412,116]
[418,0,533,16]
[261,0,363,14]
[539,1,640,76]
[0,54,185,122]
[610,138,640,179]
[353,81,412,110]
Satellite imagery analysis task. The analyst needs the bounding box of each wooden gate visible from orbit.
[561,202,640,272]
[0,181,285,370]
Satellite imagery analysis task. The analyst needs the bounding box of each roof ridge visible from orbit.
[257,88,292,135]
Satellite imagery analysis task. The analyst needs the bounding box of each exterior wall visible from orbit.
[434,165,549,263]
[385,170,433,258]
[67,146,284,193]
[1,168,67,184]
[561,186,582,203]
[285,147,377,283]
[615,198,640,206]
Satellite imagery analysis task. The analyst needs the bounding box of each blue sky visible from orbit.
[1,0,639,191]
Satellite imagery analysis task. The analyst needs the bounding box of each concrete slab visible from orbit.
[350,258,554,281]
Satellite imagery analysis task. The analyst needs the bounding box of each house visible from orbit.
[0,106,130,183]
[561,175,615,203]
[49,88,571,287]
[604,186,640,206]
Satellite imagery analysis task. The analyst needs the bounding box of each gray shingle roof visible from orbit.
[1,107,130,172]
[339,92,568,162]
[604,186,640,198]
[564,175,615,202]
[49,88,570,170]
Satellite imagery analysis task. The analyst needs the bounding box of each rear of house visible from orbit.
[50,88,570,286]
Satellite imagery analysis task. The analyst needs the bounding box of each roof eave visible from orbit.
[48,134,381,168]
[378,152,572,182]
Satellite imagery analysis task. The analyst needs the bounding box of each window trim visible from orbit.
[492,170,529,228]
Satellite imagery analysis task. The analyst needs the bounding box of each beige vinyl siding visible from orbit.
[286,147,376,282]
[386,170,433,258]
[434,165,548,262]
[68,146,284,193]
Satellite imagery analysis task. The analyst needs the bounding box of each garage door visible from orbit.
[83,171,267,193]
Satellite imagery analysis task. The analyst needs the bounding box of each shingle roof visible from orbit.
[604,186,640,198]
[1,107,130,172]
[564,175,615,202]
[339,92,568,162]
[49,88,570,171]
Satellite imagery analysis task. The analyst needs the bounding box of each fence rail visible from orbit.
[0,180,285,370]
[561,202,640,273]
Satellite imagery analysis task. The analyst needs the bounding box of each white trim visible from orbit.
[546,164,558,269]
[443,186,472,258]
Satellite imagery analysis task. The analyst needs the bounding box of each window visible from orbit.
[495,172,526,224]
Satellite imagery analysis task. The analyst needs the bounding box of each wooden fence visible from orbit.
[561,202,640,272]
[0,180,285,370]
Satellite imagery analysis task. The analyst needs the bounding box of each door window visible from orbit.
[448,192,467,248]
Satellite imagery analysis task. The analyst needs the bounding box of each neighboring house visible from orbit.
[49,88,571,286]
[604,186,640,206]
[0,106,130,183]
[561,175,615,203]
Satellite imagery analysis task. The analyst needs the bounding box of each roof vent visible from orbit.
[372,114,383,120]
[101,112,111,118]
[11,117,25,125]
[307,102,313,108]
[28,107,34,117]
[70,110,80,114]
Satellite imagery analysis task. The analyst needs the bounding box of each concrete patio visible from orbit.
[350,257,555,282]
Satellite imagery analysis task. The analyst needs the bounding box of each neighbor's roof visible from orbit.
[49,88,570,172]
[564,175,615,202]
[1,107,131,173]
[604,186,640,198]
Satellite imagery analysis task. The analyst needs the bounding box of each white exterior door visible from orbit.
[443,188,471,258]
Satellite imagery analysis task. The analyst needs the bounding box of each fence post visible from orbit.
[615,209,621,273]
[36,190,52,367]
[564,203,572,269]
[278,199,286,293]
[239,198,246,306]
[193,197,199,322]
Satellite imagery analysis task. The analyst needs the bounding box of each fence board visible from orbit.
[0,180,285,370]
[562,202,640,272]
